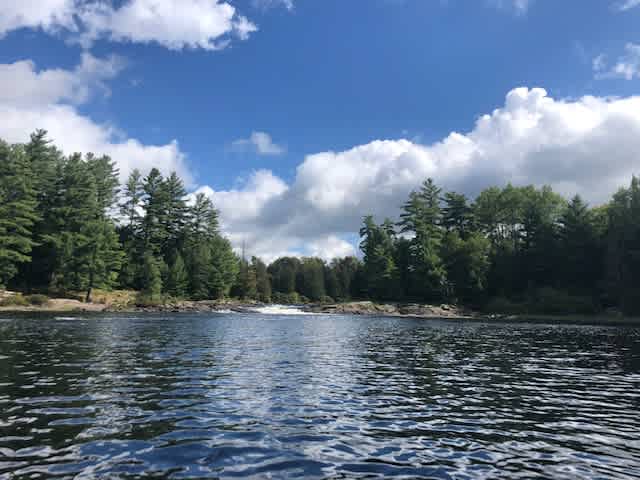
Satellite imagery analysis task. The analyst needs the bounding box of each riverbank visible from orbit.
[2,291,639,325]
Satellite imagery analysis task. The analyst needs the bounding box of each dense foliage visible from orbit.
[1,132,639,315]
[356,178,640,315]
[0,131,238,303]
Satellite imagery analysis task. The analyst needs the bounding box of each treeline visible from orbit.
[356,178,640,315]
[206,176,640,316]
[2,131,639,315]
[0,131,237,302]
[232,256,363,304]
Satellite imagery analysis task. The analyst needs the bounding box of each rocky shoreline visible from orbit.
[3,295,639,325]
[0,295,475,319]
[305,301,474,318]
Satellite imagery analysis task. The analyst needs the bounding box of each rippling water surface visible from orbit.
[1,313,639,479]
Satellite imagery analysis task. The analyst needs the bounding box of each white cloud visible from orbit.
[594,43,640,80]
[252,0,294,11]
[0,54,191,183]
[307,236,356,261]
[614,0,640,11]
[0,0,77,37]
[198,87,640,261]
[232,131,286,155]
[0,0,256,50]
[0,52,124,107]
[487,0,532,15]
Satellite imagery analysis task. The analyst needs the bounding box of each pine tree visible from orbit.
[120,169,144,234]
[141,168,168,255]
[606,177,640,314]
[398,179,446,301]
[252,256,272,302]
[160,172,187,258]
[208,236,239,299]
[234,259,258,299]
[442,192,474,239]
[0,143,39,287]
[360,216,400,300]
[299,257,326,301]
[22,130,63,289]
[140,252,163,301]
[166,252,188,297]
[558,195,602,295]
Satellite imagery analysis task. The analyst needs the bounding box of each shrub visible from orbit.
[271,292,301,304]
[530,288,598,315]
[0,294,29,307]
[25,294,49,306]
[484,297,524,315]
[135,293,163,307]
[319,295,335,305]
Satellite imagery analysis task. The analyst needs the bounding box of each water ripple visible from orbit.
[0,314,639,478]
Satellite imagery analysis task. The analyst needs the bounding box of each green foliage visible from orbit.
[25,294,49,306]
[166,252,188,297]
[2,130,640,316]
[252,257,272,302]
[298,257,326,301]
[0,294,29,307]
[140,253,163,300]
[483,289,598,316]
[0,142,39,287]
[271,291,301,304]
[233,259,258,299]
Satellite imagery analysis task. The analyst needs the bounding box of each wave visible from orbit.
[248,305,315,316]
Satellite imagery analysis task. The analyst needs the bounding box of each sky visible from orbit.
[1,0,640,262]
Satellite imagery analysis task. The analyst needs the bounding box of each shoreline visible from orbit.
[1,298,639,326]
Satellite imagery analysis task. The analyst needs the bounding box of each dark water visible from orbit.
[1,313,639,479]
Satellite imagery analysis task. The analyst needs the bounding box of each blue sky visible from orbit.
[1,0,640,260]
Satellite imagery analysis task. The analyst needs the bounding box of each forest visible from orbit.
[1,131,639,315]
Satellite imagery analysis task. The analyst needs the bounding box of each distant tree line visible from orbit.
[1,132,639,314]
[356,178,640,315]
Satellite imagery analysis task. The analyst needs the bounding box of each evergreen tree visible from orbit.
[299,257,326,301]
[360,216,400,300]
[398,179,446,301]
[159,171,187,258]
[208,236,239,299]
[558,195,602,295]
[0,143,39,287]
[140,252,163,301]
[166,252,188,297]
[234,258,258,299]
[268,257,301,294]
[606,177,640,314]
[22,130,63,289]
[252,256,272,302]
[141,168,168,255]
[120,169,144,234]
[442,192,474,239]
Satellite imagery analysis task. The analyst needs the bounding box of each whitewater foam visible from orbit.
[248,305,315,316]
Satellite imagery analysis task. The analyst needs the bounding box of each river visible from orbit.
[0,312,639,479]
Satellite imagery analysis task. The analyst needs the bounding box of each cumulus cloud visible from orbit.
[0,54,191,182]
[614,0,640,11]
[307,236,357,261]
[0,0,77,37]
[0,0,256,50]
[0,52,125,107]
[232,131,286,156]
[594,43,640,80]
[198,88,640,261]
